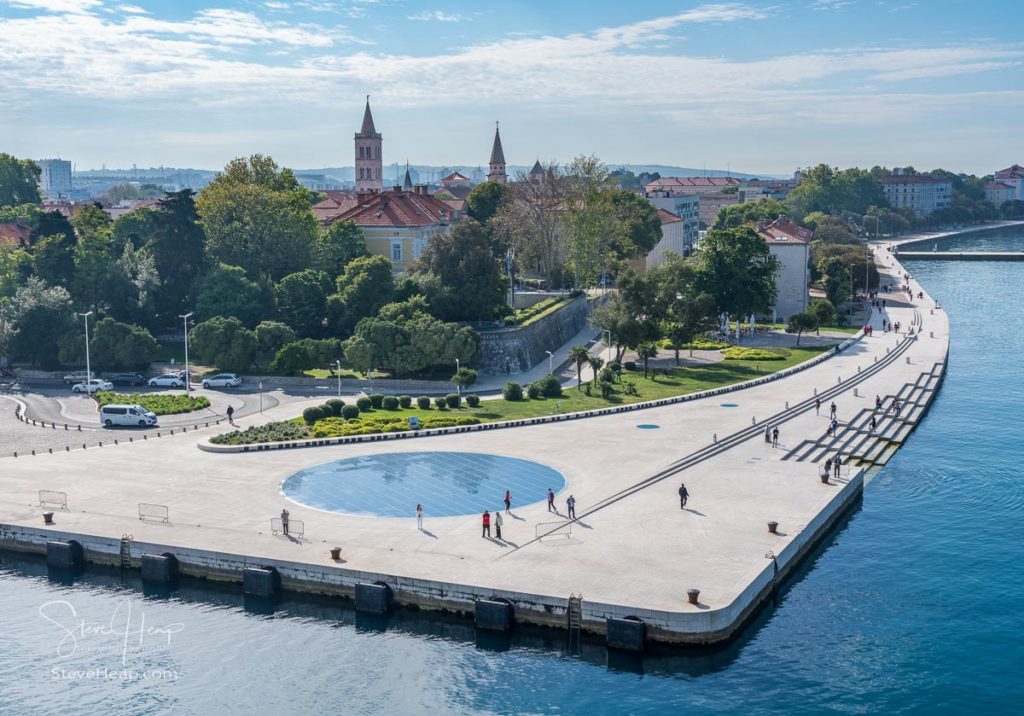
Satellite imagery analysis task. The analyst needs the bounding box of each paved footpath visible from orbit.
[0,244,949,636]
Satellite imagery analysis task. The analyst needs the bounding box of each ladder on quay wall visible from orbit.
[119,534,133,570]
[567,593,583,652]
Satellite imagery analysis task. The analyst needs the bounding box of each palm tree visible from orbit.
[568,345,589,390]
[587,355,604,386]
[636,342,659,379]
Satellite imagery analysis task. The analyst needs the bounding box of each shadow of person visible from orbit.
[508,512,526,521]
[574,520,593,529]
[500,540,519,548]
[685,508,706,516]
[419,529,438,539]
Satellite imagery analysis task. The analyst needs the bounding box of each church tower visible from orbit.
[487,122,507,184]
[355,96,383,193]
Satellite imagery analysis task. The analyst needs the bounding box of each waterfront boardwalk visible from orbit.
[0,245,949,644]
[894,251,1024,261]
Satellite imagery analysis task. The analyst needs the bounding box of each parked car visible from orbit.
[202,373,242,389]
[100,404,157,428]
[107,372,146,386]
[63,370,94,385]
[148,373,184,388]
[72,378,113,394]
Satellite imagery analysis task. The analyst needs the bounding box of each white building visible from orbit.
[37,158,72,198]
[880,174,952,215]
[756,216,811,321]
[985,182,1016,207]
[646,195,699,260]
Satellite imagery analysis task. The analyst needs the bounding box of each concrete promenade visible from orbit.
[0,244,949,645]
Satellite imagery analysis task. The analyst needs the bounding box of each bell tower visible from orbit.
[355,96,383,193]
[488,121,507,185]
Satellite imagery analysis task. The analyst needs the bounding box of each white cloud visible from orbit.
[407,11,461,22]
[6,0,101,13]
[118,3,147,14]
[810,0,854,10]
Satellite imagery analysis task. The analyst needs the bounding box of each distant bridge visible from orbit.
[895,251,1024,262]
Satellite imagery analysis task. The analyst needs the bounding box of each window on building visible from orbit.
[391,242,402,262]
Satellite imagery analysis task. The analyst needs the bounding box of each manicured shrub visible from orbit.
[623,360,638,371]
[465,394,480,408]
[721,347,788,361]
[341,404,360,419]
[94,391,210,415]
[369,393,385,409]
[535,374,562,397]
[434,396,447,410]
[356,396,372,411]
[607,361,621,372]
[325,398,345,416]
[302,406,324,425]
[502,381,523,401]
[599,366,616,383]
[417,395,431,410]
[382,395,400,410]
[209,420,310,445]
[399,395,412,409]
[526,383,541,399]
[320,403,334,416]
[445,393,461,409]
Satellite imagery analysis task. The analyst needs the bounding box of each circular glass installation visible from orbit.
[720,403,739,408]
[281,451,566,518]
[636,424,660,430]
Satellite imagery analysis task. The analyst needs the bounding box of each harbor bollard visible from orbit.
[330,547,342,561]
[906,357,910,365]
[854,388,859,397]
[767,521,779,534]
[785,401,789,409]
[713,433,718,443]
[43,511,54,525]
[687,589,700,605]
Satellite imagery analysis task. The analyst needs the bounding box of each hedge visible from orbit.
[721,347,789,361]
[503,382,524,401]
[210,420,310,445]
[94,391,210,416]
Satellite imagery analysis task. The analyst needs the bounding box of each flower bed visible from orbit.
[720,347,789,361]
[312,414,479,438]
[95,391,211,415]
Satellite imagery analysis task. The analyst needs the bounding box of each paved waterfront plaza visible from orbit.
[0,246,948,623]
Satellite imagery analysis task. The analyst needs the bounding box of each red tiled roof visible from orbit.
[646,176,741,189]
[441,172,469,182]
[655,208,682,224]
[313,190,358,222]
[986,182,1014,190]
[758,216,811,245]
[880,175,950,185]
[995,164,1023,178]
[0,221,31,248]
[330,189,454,228]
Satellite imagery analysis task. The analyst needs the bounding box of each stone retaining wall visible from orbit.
[477,295,594,376]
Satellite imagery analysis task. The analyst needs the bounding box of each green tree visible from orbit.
[786,164,887,221]
[31,233,77,288]
[71,203,113,238]
[695,227,779,333]
[327,255,395,336]
[451,366,478,392]
[312,221,368,279]
[714,198,788,229]
[0,154,41,207]
[636,341,659,379]
[112,207,158,250]
[189,316,258,372]
[89,317,158,370]
[466,181,512,225]
[276,269,331,338]
[568,344,590,390]
[196,155,317,281]
[71,231,116,309]
[104,242,160,325]
[786,312,818,346]
[0,245,33,298]
[255,320,295,355]
[147,189,206,323]
[195,263,268,328]
[5,277,74,368]
[409,219,508,323]
[808,299,836,328]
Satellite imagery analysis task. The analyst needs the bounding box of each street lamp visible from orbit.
[545,350,554,375]
[455,357,460,396]
[335,359,342,399]
[77,311,92,389]
[849,265,855,326]
[601,330,612,363]
[179,312,193,392]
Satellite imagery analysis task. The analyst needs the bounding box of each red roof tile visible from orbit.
[330,189,454,228]
[655,208,683,224]
[0,221,31,248]
[758,216,811,244]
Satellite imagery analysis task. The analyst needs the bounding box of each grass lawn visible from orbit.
[301,368,388,379]
[728,321,860,335]
[213,345,833,444]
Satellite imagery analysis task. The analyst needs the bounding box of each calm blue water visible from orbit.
[282,452,565,518]
[909,222,1024,252]
[2,233,1024,714]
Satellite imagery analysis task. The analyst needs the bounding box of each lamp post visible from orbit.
[601,330,612,363]
[335,359,342,399]
[455,357,460,396]
[78,311,92,390]
[179,312,193,392]
[545,350,554,375]
[849,265,854,325]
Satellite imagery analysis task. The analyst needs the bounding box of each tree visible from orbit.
[112,208,158,250]
[695,227,779,334]
[569,344,590,390]
[188,316,258,372]
[714,199,788,229]
[490,162,564,281]
[312,221,368,279]
[636,341,658,379]
[786,164,887,221]
[31,233,77,288]
[327,255,394,336]
[0,245,33,298]
[409,219,508,323]
[786,312,818,346]
[269,337,344,374]
[650,252,716,360]
[808,299,836,328]
[104,242,160,326]
[587,355,604,386]
[88,318,158,370]
[71,203,113,239]
[0,154,41,207]
[255,321,295,355]
[196,155,317,281]
[195,263,268,328]
[466,181,512,225]
[147,190,206,324]
[451,367,478,392]
[71,230,116,309]
[589,273,660,362]
[275,269,330,338]
[5,277,74,368]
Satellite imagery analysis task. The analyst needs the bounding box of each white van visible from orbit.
[99,404,158,428]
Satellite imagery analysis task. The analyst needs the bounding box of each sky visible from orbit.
[1,0,1022,175]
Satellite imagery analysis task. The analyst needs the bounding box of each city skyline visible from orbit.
[1,0,1022,174]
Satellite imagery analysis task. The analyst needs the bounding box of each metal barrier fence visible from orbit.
[138,503,169,522]
[535,520,573,540]
[271,517,305,539]
[38,490,68,509]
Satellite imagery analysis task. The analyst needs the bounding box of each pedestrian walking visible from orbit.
[678,482,689,509]
[833,456,841,478]
[567,494,576,520]
[280,508,290,536]
[772,426,780,448]
[894,400,902,417]
[830,402,837,420]
[815,398,821,415]
[831,418,838,436]
[482,510,491,538]
[504,490,511,514]
[226,404,235,425]
[416,503,423,530]
[764,425,772,443]
[870,415,877,433]
[547,488,555,512]
[494,510,503,540]
[875,395,882,410]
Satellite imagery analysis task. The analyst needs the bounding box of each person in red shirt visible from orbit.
[482,510,491,538]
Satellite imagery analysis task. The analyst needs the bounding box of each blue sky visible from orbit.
[1,0,1022,175]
